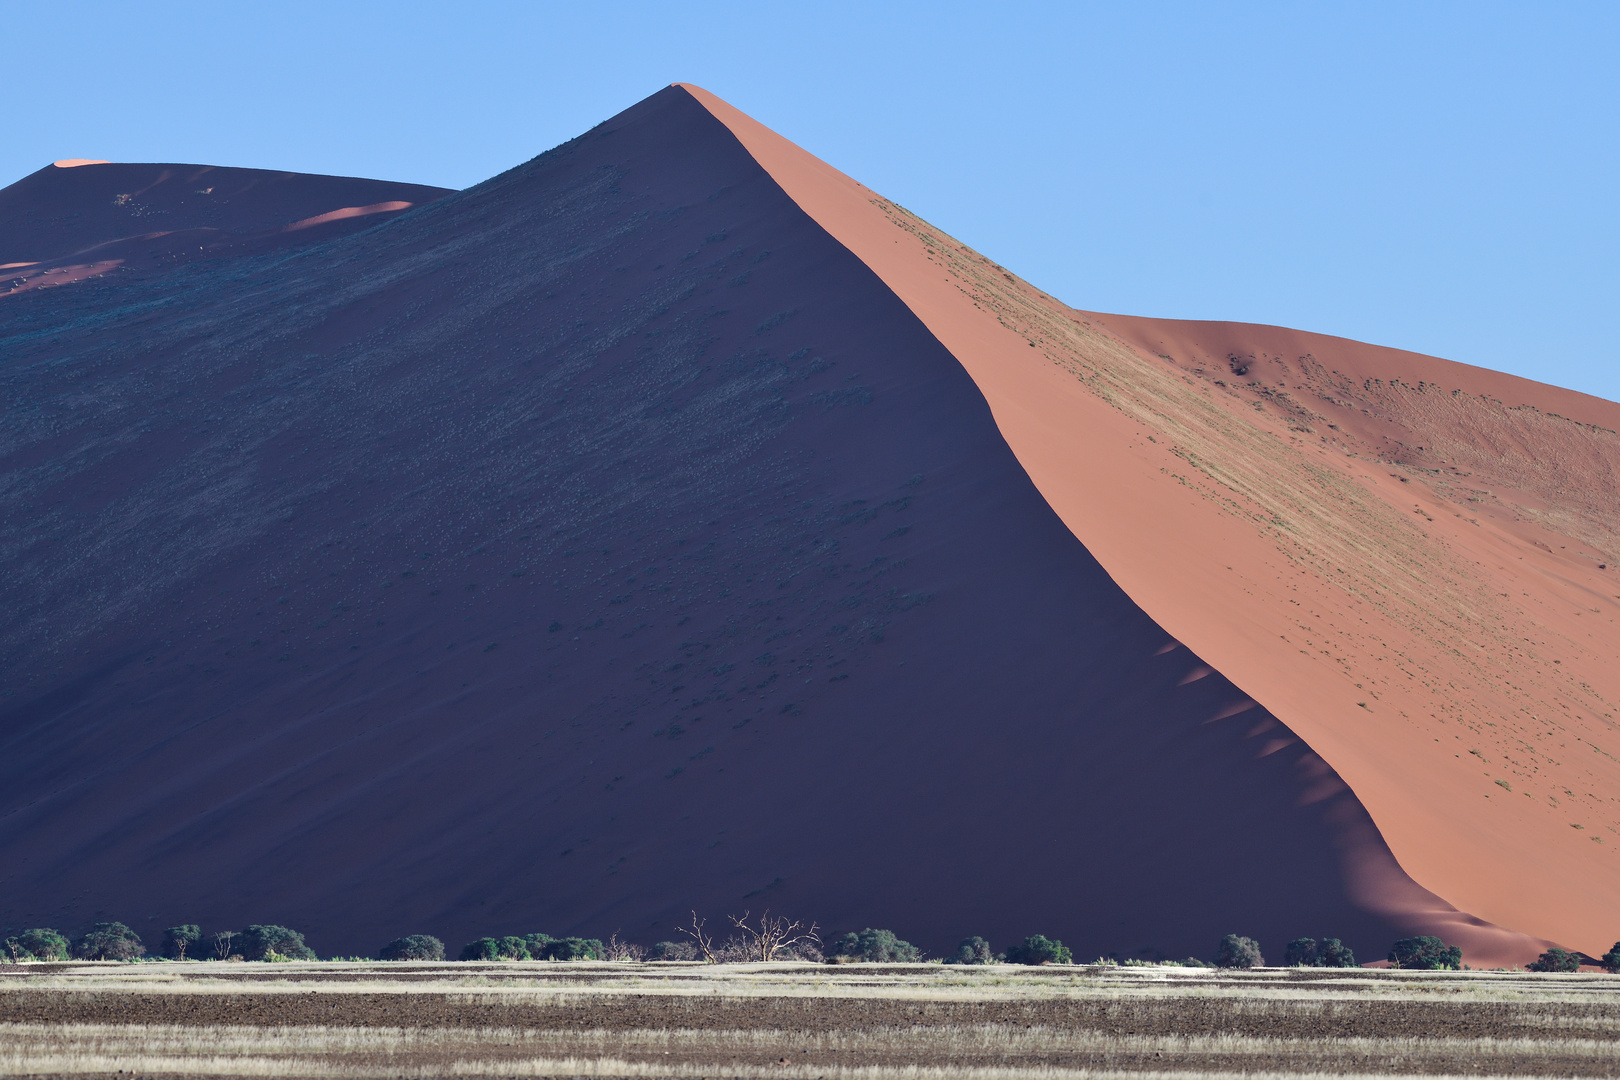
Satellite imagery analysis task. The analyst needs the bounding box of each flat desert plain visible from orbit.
[4,961,1620,1077]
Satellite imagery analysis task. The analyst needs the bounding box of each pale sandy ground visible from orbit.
[5,960,1620,1077]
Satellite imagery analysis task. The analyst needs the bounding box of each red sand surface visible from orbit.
[0,162,450,292]
[0,85,1604,966]
[0,86,1501,964]
[684,85,1620,962]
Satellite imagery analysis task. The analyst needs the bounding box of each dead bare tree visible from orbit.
[675,911,717,963]
[726,910,820,962]
[603,931,645,963]
[213,931,234,961]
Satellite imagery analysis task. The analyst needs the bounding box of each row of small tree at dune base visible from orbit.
[1,924,317,963]
[4,916,1617,973]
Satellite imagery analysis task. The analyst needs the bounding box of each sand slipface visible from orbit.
[681,85,1620,961]
[0,85,1599,966]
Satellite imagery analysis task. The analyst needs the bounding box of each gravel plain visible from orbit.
[4,960,1619,1078]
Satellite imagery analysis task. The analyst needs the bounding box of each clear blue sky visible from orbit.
[8,1,1617,401]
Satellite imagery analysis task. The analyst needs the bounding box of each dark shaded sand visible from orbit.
[0,160,449,293]
[686,85,1620,962]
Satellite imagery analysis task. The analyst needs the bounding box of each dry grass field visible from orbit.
[3,961,1620,1077]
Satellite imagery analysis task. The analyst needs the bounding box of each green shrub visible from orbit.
[1527,947,1581,973]
[238,925,315,962]
[1317,938,1357,967]
[648,941,698,961]
[1215,934,1264,969]
[1387,936,1461,970]
[541,937,604,961]
[1602,942,1620,974]
[825,928,922,963]
[522,933,554,956]
[1283,937,1315,966]
[73,922,145,961]
[6,928,70,962]
[458,936,531,961]
[1003,935,1072,966]
[162,925,201,961]
[459,938,501,961]
[1282,936,1357,968]
[945,936,995,965]
[378,935,444,961]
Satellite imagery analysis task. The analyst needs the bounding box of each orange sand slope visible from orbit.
[685,85,1620,959]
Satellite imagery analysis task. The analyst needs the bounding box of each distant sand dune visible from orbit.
[0,161,450,285]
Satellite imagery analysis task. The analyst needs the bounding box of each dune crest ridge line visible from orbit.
[678,84,1620,956]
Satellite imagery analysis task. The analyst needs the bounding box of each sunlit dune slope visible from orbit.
[684,85,1620,959]
[0,161,450,293]
[0,87,1530,963]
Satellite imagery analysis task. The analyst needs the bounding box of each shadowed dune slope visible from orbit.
[0,161,451,293]
[685,85,1620,960]
[0,87,1528,962]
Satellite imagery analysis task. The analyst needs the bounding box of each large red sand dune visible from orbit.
[0,86,1608,965]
